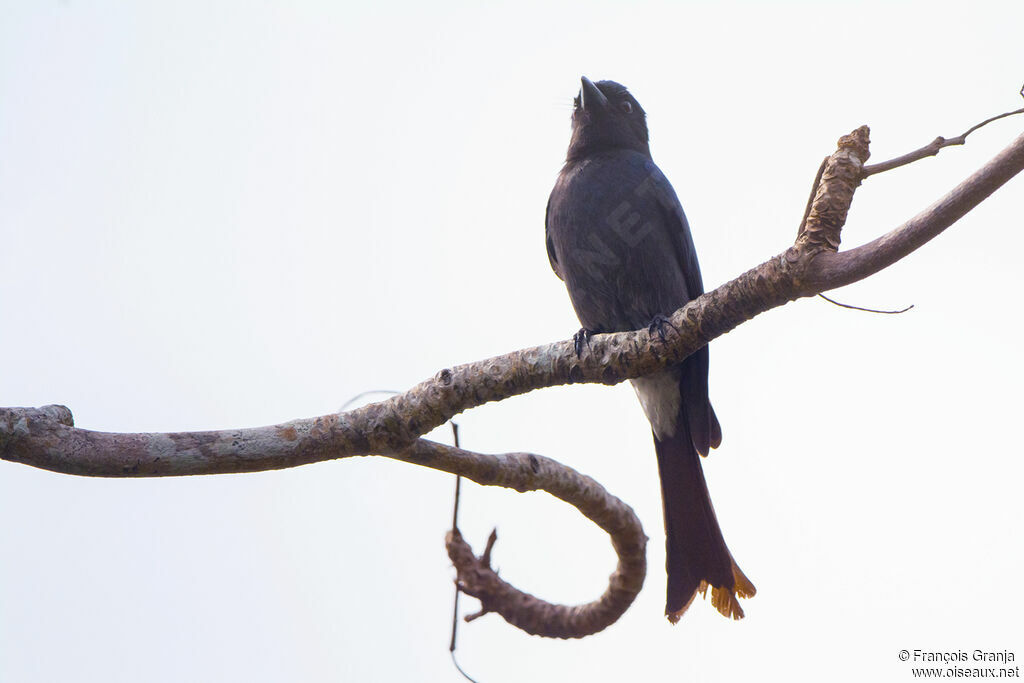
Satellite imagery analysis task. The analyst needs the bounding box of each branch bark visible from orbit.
[3,122,1024,638]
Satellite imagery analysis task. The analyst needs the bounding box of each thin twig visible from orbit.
[464,607,489,623]
[798,156,828,236]
[449,577,463,652]
[817,293,914,314]
[863,106,1024,177]
[450,651,479,683]
[339,389,400,410]
[447,421,474,683]
[450,424,462,531]
[448,422,464,653]
[480,528,498,567]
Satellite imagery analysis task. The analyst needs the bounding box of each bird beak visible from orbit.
[580,76,609,112]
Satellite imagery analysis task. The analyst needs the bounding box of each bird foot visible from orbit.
[647,315,677,342]
[573,328,596,357]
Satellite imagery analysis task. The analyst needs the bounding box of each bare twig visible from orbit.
[817,293,913,314]
[339,389,400,410]
[797,156,828,236]
[448,422,464,656]
[862,106,1024,177]
[447,427,479,683]
[479,528,498,567]
[449,651,479,683]
[463,607,488,624]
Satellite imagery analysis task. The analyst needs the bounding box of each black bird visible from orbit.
[545,77,755,621]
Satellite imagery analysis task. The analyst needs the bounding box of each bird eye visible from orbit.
[620,101,633,114]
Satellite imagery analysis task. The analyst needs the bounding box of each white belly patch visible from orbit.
[630,369,681,440]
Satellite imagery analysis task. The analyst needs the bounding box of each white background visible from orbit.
[2,2,1022,681]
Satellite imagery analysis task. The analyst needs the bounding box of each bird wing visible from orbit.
[637,159,721,453]
[544,194,564,281]
[641,159,704,301]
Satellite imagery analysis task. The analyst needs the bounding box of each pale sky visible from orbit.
[2,2,1022,681]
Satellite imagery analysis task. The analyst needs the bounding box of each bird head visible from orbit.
[566,77,650,161]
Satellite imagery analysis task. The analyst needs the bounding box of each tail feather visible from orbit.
[655,411,754,622]
[681,347,722,455]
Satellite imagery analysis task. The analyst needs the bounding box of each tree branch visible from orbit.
[430,441,647,638]
[0,405,648,639]
[805,129,1024,290]
[3,120,1023,638]
[862,106,1024,177]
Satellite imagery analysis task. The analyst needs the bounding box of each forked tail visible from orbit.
[654,416,755,622]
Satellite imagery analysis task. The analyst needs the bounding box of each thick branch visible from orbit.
[0,406,647,638]
[8,123,1022,478]
[796,126,871,252]
[805,130,1024,290]
[401,440,647,639]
